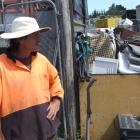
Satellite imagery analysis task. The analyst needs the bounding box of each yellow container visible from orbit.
[96,17,121,28]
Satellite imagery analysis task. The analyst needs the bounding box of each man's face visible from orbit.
[21,32,41,52]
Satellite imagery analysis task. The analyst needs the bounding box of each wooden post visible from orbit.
[59,0,77,139]
[69,0,81,134]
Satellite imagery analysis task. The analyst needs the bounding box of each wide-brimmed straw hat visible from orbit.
[0,16,51,39]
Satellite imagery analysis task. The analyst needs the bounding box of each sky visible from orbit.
[87,0,140,14]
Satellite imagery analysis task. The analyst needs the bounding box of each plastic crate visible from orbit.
[94,57,118,74]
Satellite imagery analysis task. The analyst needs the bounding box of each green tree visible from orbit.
[107,3,126,16]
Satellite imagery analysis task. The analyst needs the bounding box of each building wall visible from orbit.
[136,5,140,20]
[80,75,140,140]
[73,0,88,32]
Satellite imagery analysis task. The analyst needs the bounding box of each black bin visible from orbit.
[117,114,140,140]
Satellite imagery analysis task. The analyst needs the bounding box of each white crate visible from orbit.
[94,57,118,74]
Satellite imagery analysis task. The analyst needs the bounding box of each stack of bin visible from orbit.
[96,17,122,28]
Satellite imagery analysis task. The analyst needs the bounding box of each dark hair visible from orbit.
[7,39,20,52]
[7,36,27,52]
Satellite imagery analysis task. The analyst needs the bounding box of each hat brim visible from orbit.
[0,27,51,39]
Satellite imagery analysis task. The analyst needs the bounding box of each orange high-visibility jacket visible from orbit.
[0,52,64,139]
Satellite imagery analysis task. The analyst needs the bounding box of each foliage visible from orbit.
[106,3,126,16]
[89,3,126,18]
[100,15,106,19]
[89,10,106,18]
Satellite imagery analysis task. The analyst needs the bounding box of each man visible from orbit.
[0,17,64,140]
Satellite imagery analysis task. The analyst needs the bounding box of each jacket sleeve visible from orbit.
[0,70,4,140]
[47,61,64,100]
[0,71,2,116]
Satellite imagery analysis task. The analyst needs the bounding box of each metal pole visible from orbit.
[1,0,4,24]
[52,2,68,140]
[86,79,96,140]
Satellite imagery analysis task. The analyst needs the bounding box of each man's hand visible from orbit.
[47,98,61,120]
